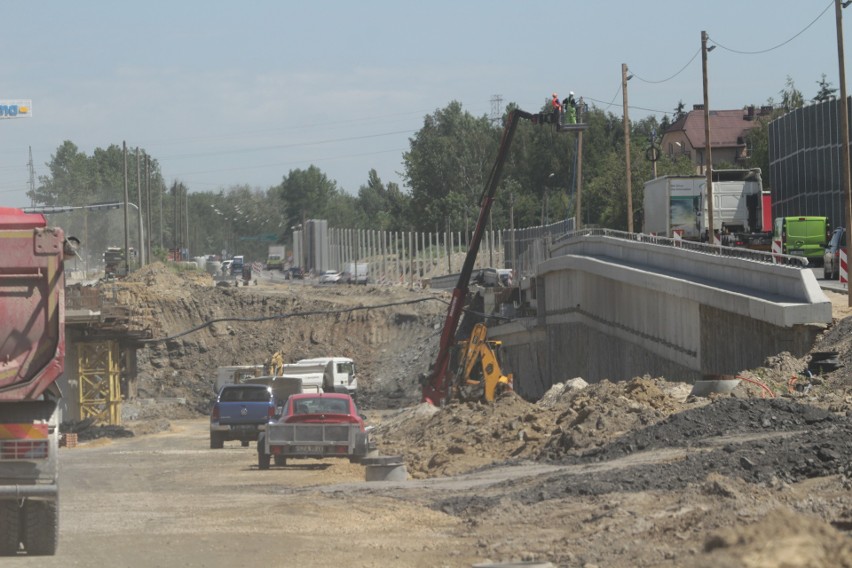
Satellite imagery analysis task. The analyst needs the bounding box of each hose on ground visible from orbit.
[737,374,776,398]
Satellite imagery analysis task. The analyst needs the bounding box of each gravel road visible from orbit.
[16,419,484,568]
[13,413,852,567]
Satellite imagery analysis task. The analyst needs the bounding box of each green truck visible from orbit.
[773,216,830,266]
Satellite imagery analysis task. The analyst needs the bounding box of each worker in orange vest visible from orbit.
[551,93,562,124]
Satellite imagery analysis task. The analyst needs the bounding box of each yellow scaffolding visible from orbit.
[77,340,122,425]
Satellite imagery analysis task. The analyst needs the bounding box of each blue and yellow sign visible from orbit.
[0,99,32,119]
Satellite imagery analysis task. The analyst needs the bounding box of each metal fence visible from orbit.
[294,223,509,286]
[502,218,575,279]
[553,228,809,267]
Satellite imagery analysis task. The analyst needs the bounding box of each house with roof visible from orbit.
[661,104,772,172]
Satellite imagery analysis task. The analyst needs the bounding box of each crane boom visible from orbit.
[421,108,535,405]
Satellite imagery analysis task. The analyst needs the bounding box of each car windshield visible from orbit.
[293,397,349,414]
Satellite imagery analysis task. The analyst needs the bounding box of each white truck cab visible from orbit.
[278,357,357,399]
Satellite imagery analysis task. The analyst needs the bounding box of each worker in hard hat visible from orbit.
[563,92,577,124]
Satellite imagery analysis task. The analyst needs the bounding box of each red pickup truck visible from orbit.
[257,393,375,469]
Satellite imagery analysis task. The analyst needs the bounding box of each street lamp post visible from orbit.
[622,63,634,233]
[702,31,716,245]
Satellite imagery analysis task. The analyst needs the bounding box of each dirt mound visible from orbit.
[539,376,702,457]
[374,392,557,478]
[697,506,852,568]
[374,377,703,478]
[533,398,852,492]
[118,262,214,303]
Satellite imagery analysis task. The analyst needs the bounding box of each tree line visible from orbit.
[30,76,830,264]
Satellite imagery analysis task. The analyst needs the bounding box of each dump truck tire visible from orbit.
[0,501,20,555]
[22,499,58,556]
[274,455,286,466]
[210,433,224,449]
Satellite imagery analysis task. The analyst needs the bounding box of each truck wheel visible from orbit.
[258,452,271,470]
[0,501,21,555]
[210,433,224,449]
[22,499,58,556]
[274,455,287,466]
[241,440,250,447]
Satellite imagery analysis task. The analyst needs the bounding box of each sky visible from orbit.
[0,1,846,209]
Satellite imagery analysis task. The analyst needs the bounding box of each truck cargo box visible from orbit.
[0,209,65,401]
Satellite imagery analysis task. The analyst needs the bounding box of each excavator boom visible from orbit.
[421,108,535,405]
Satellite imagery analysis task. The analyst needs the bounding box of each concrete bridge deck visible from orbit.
[490,230,832,400]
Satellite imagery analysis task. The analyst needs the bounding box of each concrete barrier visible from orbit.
[362,455,407,482]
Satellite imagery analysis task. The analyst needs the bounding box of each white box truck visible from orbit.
[342,262,368,285]
[643,169,769,243]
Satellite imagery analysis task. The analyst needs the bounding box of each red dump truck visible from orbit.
[0,207,70,556]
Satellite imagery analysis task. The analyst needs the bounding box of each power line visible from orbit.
[628,48,701,85]
[156,129,417,162]
[711,0,833,55]
[137,108,438,148]
[583,92,670,116]
[176,147,408,185]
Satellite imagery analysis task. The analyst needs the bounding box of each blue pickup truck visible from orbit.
[209,384,275,449]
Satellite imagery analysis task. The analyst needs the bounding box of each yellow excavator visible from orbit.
[266,351,286,376]
[450,322,513,402]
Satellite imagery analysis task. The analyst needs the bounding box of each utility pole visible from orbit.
[702,30,715,244]
[836,0,852,305]
[145,154,152,263]
[136,147,144,266]
[509,192,516,282]
[488,209,494,267]
[123,142,130,275]
[27,147,35,207]
[185,187,190,258]
[622,63,633,233]
[576,129,584,230]
[172,183,178,260]
[159,179,164,250]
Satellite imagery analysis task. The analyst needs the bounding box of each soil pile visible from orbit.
[375,376,703,478]
[373,393,558,478]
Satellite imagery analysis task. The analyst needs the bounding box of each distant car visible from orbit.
[287,267,304,280]
[220,260,233,275]
[823,227,846,280]
[230,255,244,275]
[319,270,341,284]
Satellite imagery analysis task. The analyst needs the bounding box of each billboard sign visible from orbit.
[0,99,32,119]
